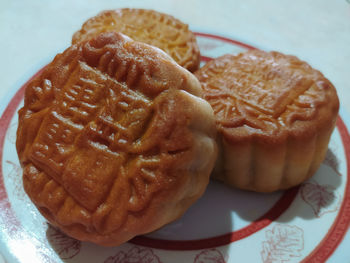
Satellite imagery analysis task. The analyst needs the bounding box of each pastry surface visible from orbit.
[16,32,217,246]
[195,50,339,192]
[72,9,200,72]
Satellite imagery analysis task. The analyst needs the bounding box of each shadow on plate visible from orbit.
[234,148,343,223]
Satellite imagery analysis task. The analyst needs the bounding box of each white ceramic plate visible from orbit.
[1,32,350,263]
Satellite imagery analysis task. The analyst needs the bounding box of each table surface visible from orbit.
[0,1,350,262]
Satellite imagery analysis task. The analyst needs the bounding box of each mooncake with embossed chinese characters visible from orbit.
[195,50,339,192]
[16,32,217,246]
[72,9,200,72]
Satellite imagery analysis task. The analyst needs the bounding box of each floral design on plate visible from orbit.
[261,224,304,263]
[193,248,226,263]
[300,180,340,217]
[104,246,162,263]
[47,225,81,259]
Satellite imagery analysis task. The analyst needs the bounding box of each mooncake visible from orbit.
[16,32,217,246]
[72,9,200,72]
[195,50,339,192]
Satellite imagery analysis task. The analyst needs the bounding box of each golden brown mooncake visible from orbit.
[195,50,339,192]
[72,9,200,72]
[16,32,217,246]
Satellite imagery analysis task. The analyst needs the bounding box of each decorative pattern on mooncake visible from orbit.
[72,9,200,72]
[17,32,217,245]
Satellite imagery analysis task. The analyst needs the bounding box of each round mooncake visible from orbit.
[72,9,200,72]
[16,32,217,246]
[195,49,339,192]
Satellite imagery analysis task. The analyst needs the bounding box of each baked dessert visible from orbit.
[195,50,339,192]
[16,32,217,246]
[72,9,200,72]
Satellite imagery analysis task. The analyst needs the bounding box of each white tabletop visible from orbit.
[1,0,349,114]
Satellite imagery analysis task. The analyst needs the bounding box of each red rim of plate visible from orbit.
[0,33,349,261]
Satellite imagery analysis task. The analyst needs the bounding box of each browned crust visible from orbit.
[195,50,339,144]
[17,32,217,245]
[195,50,339,192]
[72,9,200,72]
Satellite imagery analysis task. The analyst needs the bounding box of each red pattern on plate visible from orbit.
[194,32,256,50]
[194,249,226,263]
[103,247,162,263]
[302,117,350,262]
[300,181,340,217]
[261,224,304,263]
[0,74,28,232]
[47,225,81,260]
[200,56,213,63]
